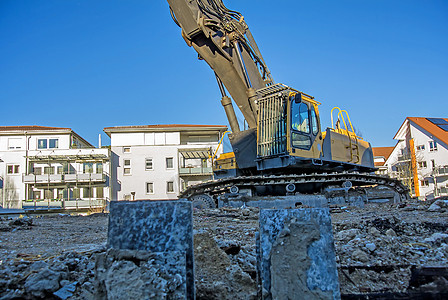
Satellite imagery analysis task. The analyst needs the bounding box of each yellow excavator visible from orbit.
[166,0,408,207]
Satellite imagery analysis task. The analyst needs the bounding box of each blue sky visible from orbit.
[1,0,447,148]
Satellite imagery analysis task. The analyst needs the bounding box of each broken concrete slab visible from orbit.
[258,208,340,300]
[95,249,186,300]
[107,200,194,300]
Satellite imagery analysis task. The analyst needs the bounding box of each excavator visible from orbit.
[166,0,408,207]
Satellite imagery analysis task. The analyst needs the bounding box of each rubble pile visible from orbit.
[0,199,446,299]
[0,216,33,232]
[0,248,102,299]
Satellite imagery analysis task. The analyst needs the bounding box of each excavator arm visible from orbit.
[167,0,273,132]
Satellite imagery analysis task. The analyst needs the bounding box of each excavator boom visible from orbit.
[167,0,273,131]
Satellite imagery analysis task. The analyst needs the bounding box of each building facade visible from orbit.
[372,146,394,175]
[0,126,110,209]
[384,117,448,200]
[104,124,228,201]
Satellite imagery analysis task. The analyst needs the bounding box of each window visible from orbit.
[146,182,154,194]
[96,163,103,174]
[8,138,22,150]
[311,107,319,135]
[429,141,438,151]
[416,145,425,151]
[45,189,53,199]
[33,167,42,175]
[291,101,312,150]
[418,161,427,169]
[291,102,310,133]
[31,190,41,200]
[49,139,59,149]
[7,165,20,174]
[124,159,131,175]
[38,139,47,149]
[73,188,80,199]
[166,157,174,169]
[83,163,94,174]
[57,166,63,174]
[37,138,59,149]
[420,179,429,187]
[83,187,93,198]
[44,166,54,175]
[145,158,153,170]
[63,163,73,174]
[96,187,104,199]
[123,147,131,153]
[166,181,174,193]
[291,133,311,149]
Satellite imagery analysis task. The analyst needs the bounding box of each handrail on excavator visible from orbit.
[330,107,360,138]
[210,130,232,162]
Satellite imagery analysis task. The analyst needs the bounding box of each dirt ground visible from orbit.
[0,198,447,299]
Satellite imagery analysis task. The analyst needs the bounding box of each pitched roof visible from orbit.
[395,117,448,146]
[372,146,394,166]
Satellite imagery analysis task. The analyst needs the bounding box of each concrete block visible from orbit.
[258,208,340,300]
[107,200,193,300]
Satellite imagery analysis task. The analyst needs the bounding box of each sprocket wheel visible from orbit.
[190,194,216,209]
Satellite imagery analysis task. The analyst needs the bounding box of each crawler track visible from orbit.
[180,172,410,201]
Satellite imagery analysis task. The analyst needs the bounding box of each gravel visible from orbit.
[0,199,447,298]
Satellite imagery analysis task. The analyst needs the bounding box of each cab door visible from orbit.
[287,93,323,159]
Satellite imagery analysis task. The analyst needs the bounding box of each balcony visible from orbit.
[23,173,106,184]
[179,167,213,176]
[22,198,108,210]
[435,166,448,177]
[437,187,448,195]
[397,154,411,162]
[64,173,105,182]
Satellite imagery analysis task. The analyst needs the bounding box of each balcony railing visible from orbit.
[397,155,411,162]
[22,198,108,210]
[179,167,212,176]
[437,187,448,195]
[23,172,106,184]
[435,166,448,177]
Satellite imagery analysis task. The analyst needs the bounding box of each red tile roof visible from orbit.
[372,146,394,166]
[407,117,448,146]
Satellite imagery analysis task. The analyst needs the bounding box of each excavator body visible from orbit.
[214,84,374,179]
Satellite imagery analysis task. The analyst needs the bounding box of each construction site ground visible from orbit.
[0,198,447,299]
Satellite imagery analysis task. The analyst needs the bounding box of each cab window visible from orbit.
[311,107,319,135]
[291,102,309,133]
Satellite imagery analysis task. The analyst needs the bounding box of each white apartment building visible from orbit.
[0,126,110,209]
[384,117,448,200]
[104,124,228,201]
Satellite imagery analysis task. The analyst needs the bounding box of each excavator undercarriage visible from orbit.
[182,172,410,209]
